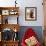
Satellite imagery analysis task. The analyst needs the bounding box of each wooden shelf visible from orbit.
[0,7,20,46]
[0,24,20,32]
[0,7,19,24]
[0,7,19,10]
[2,40,19,42]
[0,40,19,46]
[0,7,19,16]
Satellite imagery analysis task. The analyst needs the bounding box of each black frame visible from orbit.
[25,7,37,21]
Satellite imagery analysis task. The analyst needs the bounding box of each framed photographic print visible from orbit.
[2,10,9,15]
[9,10,18,15]
[25,7,37,21]
[9,10,15,15]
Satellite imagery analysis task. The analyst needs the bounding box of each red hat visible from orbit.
[24,28,36,40]
[21,28,36,45]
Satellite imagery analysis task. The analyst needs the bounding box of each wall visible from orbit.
[0,0,44,26]
[18,0,44,26]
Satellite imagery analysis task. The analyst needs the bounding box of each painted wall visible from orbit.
[0,0,44,26]
[18,0,44,26]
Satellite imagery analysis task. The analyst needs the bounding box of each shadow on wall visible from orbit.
[18,26,44,44]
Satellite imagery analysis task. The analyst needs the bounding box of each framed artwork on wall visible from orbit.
[25,7,37,21]
[2,10,9,15]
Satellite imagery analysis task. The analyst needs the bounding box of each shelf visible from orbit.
[0,24,20,32]
[0,7,19,16]
[2,40,19,43]
[0,40,19,46]
[0,7,20,46]
[1,41,19,46]
[0,7,19,24]
[0,7,19,10]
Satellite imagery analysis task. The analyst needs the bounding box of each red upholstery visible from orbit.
[21,28,41,46]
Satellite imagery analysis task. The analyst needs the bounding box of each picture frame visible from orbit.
[2,10,9,15]
[25,7,37,21]
[9,10,15,15]
[9,10,18,15]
